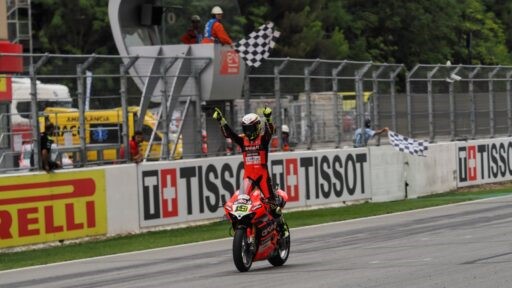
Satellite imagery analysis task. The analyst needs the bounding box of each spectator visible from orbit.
[353,118,388,148]
[30,122,62,172]
[201,6,234,48]
[120,130,144,163]
[281,124,291,151]
[180,15,203,44]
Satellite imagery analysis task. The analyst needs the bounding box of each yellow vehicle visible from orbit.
[39,106,182,162]
[339,91,373,111]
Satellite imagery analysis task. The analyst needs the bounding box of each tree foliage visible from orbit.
[30,0,512,68]
[241,0,512,67]
[32,0,114,54]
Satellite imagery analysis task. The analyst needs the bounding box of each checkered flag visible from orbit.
[234,22,280,68]
[388,131,429,156]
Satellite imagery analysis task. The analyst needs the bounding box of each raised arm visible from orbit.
[213,108,244,147]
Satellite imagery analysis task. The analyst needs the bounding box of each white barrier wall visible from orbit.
[368,146,406,202]
[3,137,512,249]
[367,143,458,201]
[406,142,457,198]
[104,164,139,235]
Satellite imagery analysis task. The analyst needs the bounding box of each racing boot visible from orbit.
[276,216,288,239]
[268,192,282,218]
[268,185,288,239]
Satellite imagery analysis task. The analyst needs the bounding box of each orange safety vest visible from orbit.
[201,19,233,45]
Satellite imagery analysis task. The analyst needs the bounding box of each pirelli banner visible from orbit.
[457,138,512,187]
[139,149,371,228]
[0,170,107,248]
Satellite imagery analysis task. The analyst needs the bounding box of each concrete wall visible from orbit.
[368,146,406,202]
[406,142,457,198]
[105,164,139,235]
[3,137,512,249]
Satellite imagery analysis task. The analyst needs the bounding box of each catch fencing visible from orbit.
[1,52,512,171]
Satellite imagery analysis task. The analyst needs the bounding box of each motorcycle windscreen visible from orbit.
[241,178,256,196]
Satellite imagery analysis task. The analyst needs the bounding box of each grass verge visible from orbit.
[1,187,512,271]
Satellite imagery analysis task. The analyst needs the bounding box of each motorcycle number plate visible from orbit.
[235,204,250,212]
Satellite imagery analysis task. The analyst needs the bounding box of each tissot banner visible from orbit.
[457,138,512,187]
[138,149,371,228]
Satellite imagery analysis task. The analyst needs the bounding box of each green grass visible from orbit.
[1,187,512,271]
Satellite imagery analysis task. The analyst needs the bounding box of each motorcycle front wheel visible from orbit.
[233,228,253,272]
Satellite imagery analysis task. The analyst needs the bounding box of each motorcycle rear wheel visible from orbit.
[268,223,290,266]
[233,228,253,272]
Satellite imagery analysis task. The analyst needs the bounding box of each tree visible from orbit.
[344,0,463,66]
[240,0,351,59]
[482,0,512,53]
[29,0,512,69]
[31,0,120,108]
[242,0,511,67]
[32,0,115,54]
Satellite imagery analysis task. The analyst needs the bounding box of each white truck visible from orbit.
[10,78,72,151]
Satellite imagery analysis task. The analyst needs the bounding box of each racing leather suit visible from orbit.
[219,120,276,202]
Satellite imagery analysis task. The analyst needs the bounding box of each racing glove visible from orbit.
[213,108,227,125]
[263,107,272,122]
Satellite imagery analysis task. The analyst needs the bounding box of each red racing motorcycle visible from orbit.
[224,179,290,272]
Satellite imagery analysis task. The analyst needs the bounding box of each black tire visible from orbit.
[268,223,290,267]
[233,228,253,272]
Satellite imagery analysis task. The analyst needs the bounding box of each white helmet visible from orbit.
[211,6,223,14]
[281,125,290,133]
[241,113,261,140]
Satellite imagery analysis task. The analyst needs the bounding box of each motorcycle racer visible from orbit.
[213,107,285,214]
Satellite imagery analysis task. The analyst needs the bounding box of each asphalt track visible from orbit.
[2,195,512,288]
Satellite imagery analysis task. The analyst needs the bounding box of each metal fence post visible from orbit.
[390,66,403,132]
[448,79,455,141]
[427,66,440,142]
[159,59,176,160]
[304,60,320,150]
[274,59,289,150]
[120,56,139,162]
[355,63,371,145]
[469,66,480,139]
[29,53,49,170]
[507,70,512,137]
[488,67,500,138]
[244,68,251,115]
[195,59,210,158]
[76,55,96,166]
[372,66,385,130]
[448,66,461,141]
[161,64,169,160]
[406,65,419,137]
[332,61,345,148]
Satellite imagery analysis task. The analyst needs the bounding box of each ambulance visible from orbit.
[40,106,182,162]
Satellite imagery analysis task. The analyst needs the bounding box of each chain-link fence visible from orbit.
[406,65,512,141]
[242,59,403,150]
[1,52,512,172]
[0,53,209,171]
